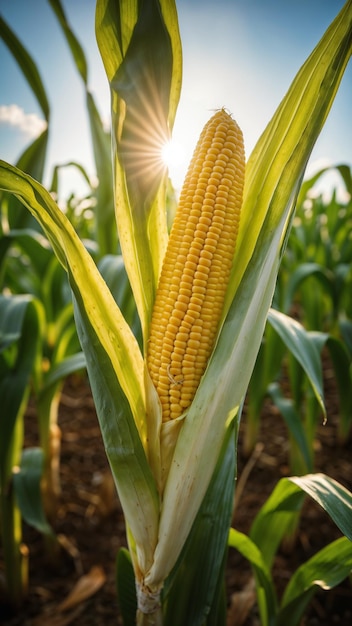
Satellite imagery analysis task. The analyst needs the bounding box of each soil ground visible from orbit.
[1,359,351,625]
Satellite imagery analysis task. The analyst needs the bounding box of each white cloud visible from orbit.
[0,104,47,137]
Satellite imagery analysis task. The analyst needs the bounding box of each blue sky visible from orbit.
[0,0,351,200]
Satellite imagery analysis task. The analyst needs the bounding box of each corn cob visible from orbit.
[147,109,245,422]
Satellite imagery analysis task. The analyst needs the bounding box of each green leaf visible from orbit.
[49,161,92,195]
[162,421,237,626]
[267,308,326,419]
[14,129,49,184]
[314,333,352,441]
[282,263,334,314]
[0,130,50,268]
[73,287,159,575]
[278,537,352,626]
[96,0,182,340]
[116,548,137,626]
[13,448,53,536]
[0,15,49,119]
[0,161,159,576]
[268,382,313,472]
[250,473,352,576]
[289,473,352,541]
[250,478,305,569]
[85,92,116,256]
[337,163,352,195]
[0,294,44,607]
[0,17,49,240]
[339,317,352,357]
[297,163,352,205]
[0,294,44,475]
[48,0,116,254]
[1,228,52,276]
[228,529,277,626]
[42,352,86,389]
[244,322,285,455]
[48,0,88,83]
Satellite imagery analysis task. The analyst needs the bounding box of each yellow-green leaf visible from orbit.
[0,161,159,575]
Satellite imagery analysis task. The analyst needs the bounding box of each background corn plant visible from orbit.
[229,473,352,626]
[277,165,352,444]
[0,8,91,522]
[0,293,53,608]
[0,0,352,624]
[0,1,118,604]
[244,166,352,461]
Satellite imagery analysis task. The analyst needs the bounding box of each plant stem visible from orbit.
[136,584,163,626]
[0,483,25,607]
[136,608,163,626]
[0,409,26,607]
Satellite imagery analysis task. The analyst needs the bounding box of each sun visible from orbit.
[160,138,186,188]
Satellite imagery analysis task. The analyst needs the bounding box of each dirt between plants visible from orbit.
[1,359,351,626]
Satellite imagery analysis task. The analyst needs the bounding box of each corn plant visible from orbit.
[278,165,352,331]
[47,0,117,256]
[230,473,352,626]
[0,294,53,607]
[243,308,326,458]
[0,15,49,268]
[245,308,352,547]
[0,12,89,519]
[275,166,352,443]
[244,304,352,474]
[244,166,352,456]
[1,229,86,515]
[0,1,352,624]
[268,326,352,475]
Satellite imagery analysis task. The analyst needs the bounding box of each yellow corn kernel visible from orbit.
[147,109,245,421]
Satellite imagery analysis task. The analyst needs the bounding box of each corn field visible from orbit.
[0,1,352,625]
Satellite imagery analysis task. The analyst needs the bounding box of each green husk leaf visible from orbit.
[0,161,159,576]
[96,0,182,341]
